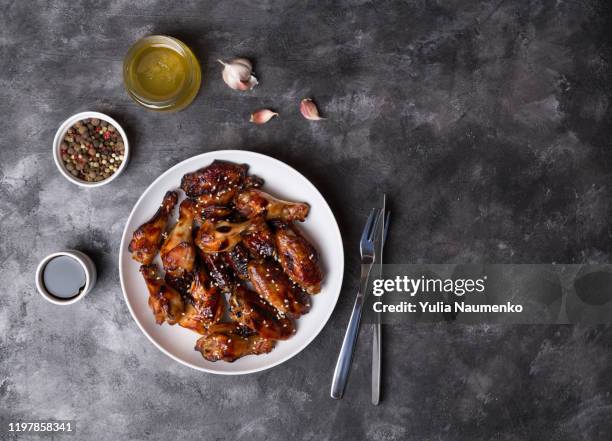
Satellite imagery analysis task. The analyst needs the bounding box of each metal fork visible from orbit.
[331,208,382,399]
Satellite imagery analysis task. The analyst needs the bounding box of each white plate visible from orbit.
[119,150,344,374]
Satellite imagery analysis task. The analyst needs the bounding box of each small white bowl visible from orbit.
[53,111,130,187]
[35,250,97,305]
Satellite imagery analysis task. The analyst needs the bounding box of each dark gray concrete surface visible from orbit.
[2,1,612,440]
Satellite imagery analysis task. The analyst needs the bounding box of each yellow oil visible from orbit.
[123,36,201,112]
[133,46,187,100]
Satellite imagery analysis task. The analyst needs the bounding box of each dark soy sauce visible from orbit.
[43,255,86,300]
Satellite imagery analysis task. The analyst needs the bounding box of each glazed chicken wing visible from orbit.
[235,189,309,222]
[201,252,235,293]
[140,264,184,325]
[194,216,275,258]
[160,199,196,291]
[224,243,250,280]
[177,303,209,334]
[248,260,311,317]
[194,192,234,207]
[181,160,247,197]
[129,191,178,264]
[188,266,225,325]
[194,323,275,362]
[242,217,275,258]
[181,160,263,207]
[274,222,323,294]
[229,286,295,340]
[175,267,225,334]
[196,205,235,223]
[195,219,252,253]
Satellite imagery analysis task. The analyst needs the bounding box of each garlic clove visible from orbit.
[300,98,326,120]
[218,58,259,91]
[250,109,279,124]
[220,58,252,80]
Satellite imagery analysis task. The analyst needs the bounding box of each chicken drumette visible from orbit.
[194,216,275,258]
[194,219,252,253]
[196,205,235,223]
[160,198,196,293]
[194,323,275,362]
[241,217,275,259]
[140,264,184,325]
[181,160,263,207]
[129,191,178,264]
[224,243,250,280]
[177,304,210,335]
[201,252,235,294]
[235,189,309,222]
[274,221,323,294]
[248,260,311,318]
[168,266,225,335]
[229,286,295,340]
[187,266,225,325]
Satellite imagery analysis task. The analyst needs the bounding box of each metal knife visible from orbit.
[372,194,390,405]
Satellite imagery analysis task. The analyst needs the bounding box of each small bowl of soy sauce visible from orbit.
[35,250,97,305]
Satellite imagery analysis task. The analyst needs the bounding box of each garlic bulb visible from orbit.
[300,98,326,120]
[218,58,259,91]
[250,109,278,124]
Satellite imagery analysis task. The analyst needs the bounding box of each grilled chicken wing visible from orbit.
[175,267,225,334]
[229,286,295,340]
[235,189,309,221]
[188,266,225,324]
[140,264,184,325]
[177,303,209,334]
[129,191,178,264]
[194,219,252,253]
[194,192,234,207]
[196,205,235,223]
[248,260,311,317]
[274,222,323,294]
[181,160,263,208]
[201,252,235,294]
[224,243,250,280]
[194,216,276,259]
[242,217,275,258]
[194,323,275,362]
[160,199,196,291]
[181,160,247,197]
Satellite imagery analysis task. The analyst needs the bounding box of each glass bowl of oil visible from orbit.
[123,35,201,112]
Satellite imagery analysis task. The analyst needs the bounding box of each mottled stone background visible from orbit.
[2,1,612,440]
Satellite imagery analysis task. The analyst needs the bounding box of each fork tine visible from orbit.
[360,209,377,245]
[368,208,383,242]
